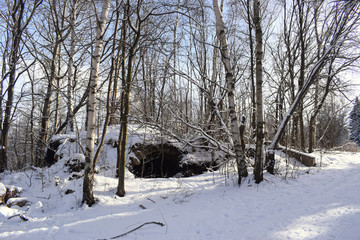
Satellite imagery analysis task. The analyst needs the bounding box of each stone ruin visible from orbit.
[45,136,223,178]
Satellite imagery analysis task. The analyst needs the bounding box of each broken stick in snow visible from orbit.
[7,214,29,221]
[97,221,165,240]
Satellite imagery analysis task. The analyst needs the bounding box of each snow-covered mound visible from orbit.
[46,125,226,178]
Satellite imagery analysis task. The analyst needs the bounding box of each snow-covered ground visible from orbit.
[0,139,360,239]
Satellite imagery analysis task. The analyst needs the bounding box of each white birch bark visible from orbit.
[83,0,111,206]
[254,0,264,183]
[213,0,248,185]
[66,0,77,133]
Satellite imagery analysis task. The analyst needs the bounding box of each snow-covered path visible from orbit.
[1,151,359,240]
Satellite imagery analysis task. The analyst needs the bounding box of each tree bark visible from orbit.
[109,0,122,126]
[297,0,307,151]
[83,0,111,206]
[246,0,256,133]
[92,0,122,169]
[213,0,248,185]
[36,40,61,166]
[66,0,78,133]
[116,1,143,197]
[116,0,130,197]
[253,0,264,183]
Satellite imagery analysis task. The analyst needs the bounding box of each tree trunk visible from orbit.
[172,0,180,109]
[0,32,9,144]
[282,0,298,148]
[83,0,111,206]
[66,0,78,133]
[0,1,26,172]
[267,56,329,173]
[308,56,334,152]
[297,0,306,151]
[30,70,36,166]
[92,0,122,170]
[53,55,61,133]
[109,0,122,126]
[36,3,65,166]
[116,0,130,197]
[116,33,142,197]
[246,0,256,133]
[254,0,264,183]
[213,0,248,185]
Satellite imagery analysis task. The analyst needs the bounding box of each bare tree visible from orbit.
[117,0,147,197]
[0,0,43,172]
[35,0,68,166]
[83,0,111,206]
[213,0,248,185]
[242,0,256,133]
[65,0,78,133]
[253,0,264,183]
[109,0,123,126]
[266,1,360,174]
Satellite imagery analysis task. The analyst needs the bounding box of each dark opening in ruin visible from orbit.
[129,143,183,178]
[44,140,63,167]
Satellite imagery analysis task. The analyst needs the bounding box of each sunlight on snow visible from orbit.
[62,210,141,228]
[273,205,360,240]
[0,228,47,239]
[320,154,360,170]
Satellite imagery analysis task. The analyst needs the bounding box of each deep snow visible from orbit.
[0,130,359,240]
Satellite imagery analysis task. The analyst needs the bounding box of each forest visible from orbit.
[0,0,360,207]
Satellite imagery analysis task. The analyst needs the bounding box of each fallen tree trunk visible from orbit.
[266,1,358,174]
[278,146,315,167]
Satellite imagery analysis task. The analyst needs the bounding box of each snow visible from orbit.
[0,132,360,239]
[0,183,5,197]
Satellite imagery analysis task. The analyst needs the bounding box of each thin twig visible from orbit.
[105,221,165,239]
[8,214,29,221]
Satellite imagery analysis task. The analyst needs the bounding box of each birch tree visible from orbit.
[66,0,78,133]
[83,0,111,206]
[213,0,248,185]
[108,0,122,126]
[253,0,264,183]
[241,0,256,133]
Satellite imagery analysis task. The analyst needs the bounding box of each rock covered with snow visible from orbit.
[5,185,21,201]
[65,153,86,173]
[127,141,227,178]
[0,184,22,205]
[6,197,30,208]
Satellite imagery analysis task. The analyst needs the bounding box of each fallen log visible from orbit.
[278,146,316,167]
